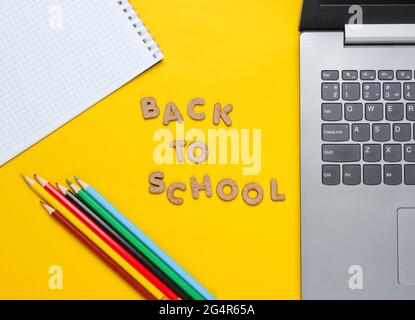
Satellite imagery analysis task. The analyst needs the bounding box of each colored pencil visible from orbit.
[41,202,156,300]
[75,176,215,300]
[28,175,178,300]
[23,176,167,300]
[68,180,204,300]
[56,183,191,300]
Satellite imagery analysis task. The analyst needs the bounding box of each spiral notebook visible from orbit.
[0,0,163,166]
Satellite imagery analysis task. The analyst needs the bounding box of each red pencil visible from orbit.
[41,202,156,300]
[34,174,179,300]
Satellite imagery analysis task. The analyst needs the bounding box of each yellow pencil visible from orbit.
[23,176,167,300]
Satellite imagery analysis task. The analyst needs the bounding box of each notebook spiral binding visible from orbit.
[117,0,162,60]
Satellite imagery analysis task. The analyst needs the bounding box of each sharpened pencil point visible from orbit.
[56,183,68,195]
[74,176,89,189]
[67,179,81,194]
[34,174,48,187]
[40,201,55,215]
[22,175,35,186]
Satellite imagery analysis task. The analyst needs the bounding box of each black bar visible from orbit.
[300,0,415,31]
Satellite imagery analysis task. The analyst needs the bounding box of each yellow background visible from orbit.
[0,0,301,299]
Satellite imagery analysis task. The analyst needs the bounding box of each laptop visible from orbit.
[300,0,415,299]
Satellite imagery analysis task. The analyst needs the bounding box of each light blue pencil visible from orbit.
[74,176,216,300]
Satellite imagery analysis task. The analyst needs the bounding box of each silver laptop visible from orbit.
[300,0,415,299]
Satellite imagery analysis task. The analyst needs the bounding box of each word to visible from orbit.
[153,123,261,175]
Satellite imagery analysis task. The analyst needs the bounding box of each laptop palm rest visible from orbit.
[398,209,415,285]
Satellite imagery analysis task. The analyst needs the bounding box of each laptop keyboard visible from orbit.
[321,70,415,186]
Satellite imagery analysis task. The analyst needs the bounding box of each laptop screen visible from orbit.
[300,0,415,31]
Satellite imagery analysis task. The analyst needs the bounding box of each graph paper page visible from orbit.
[0,0,162,165]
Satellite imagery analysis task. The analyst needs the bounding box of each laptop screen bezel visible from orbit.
[300,0,415,31]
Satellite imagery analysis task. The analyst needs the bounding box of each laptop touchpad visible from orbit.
[398,209,415,285]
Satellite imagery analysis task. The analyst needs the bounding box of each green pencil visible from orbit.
[66,180,205,300]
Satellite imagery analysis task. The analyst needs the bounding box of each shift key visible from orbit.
[322,144,361,162]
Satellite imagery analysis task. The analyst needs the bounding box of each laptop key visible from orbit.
[393,123,411,142]
[322,83,340,101]
[404,144,415,162]
[363,144,381,162]
[384,83,402,101]
[322,70,339,81]
[322,144,361,162]
[384,144,402,162]
[322,103,342,121]
[407,103,415,121]
[386,103,404,121]
[342,70,358,80]
[322,165,340,185]
[379,70,394,80]
[373,124,391,142]
[352,124,370,142]
[363,83,381,101]
[404,165,415,185]
[363,165,382,185]
[404,83,415,101]
[397,71,412,81]
[343,165,361,186]
[345,103,363,121]
[384,165,402,185]
[343,83,360,101]
[360,70,376,81]
[322,124,349,142]
[365,103,383,121]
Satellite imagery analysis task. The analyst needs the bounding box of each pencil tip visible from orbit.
[40,201,55,215]
[67,180,81,193]
[56,183,68,195]
[34,174,48,186]
[22,175,34,186]
[74,176,89,189]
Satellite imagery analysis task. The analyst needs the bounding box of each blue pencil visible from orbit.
[74,176,216,300]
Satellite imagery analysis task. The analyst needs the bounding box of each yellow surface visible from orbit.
[0,0,301,299]
[26,179,165,300]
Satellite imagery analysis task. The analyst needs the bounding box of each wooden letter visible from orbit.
[148,172,165,194]
[167,182,186,205]
[213,103,233,127]
[270,179,286,201]
[140,97,160,120]
[170,140,187,163]
[216,179,239,202]
[187,141,209,164]
[163,102,184,126]
[190,175,212,200]
[187,98,206,121]
[242,183,264,206]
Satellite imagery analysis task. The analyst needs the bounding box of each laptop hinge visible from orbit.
[345,24,415,45]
